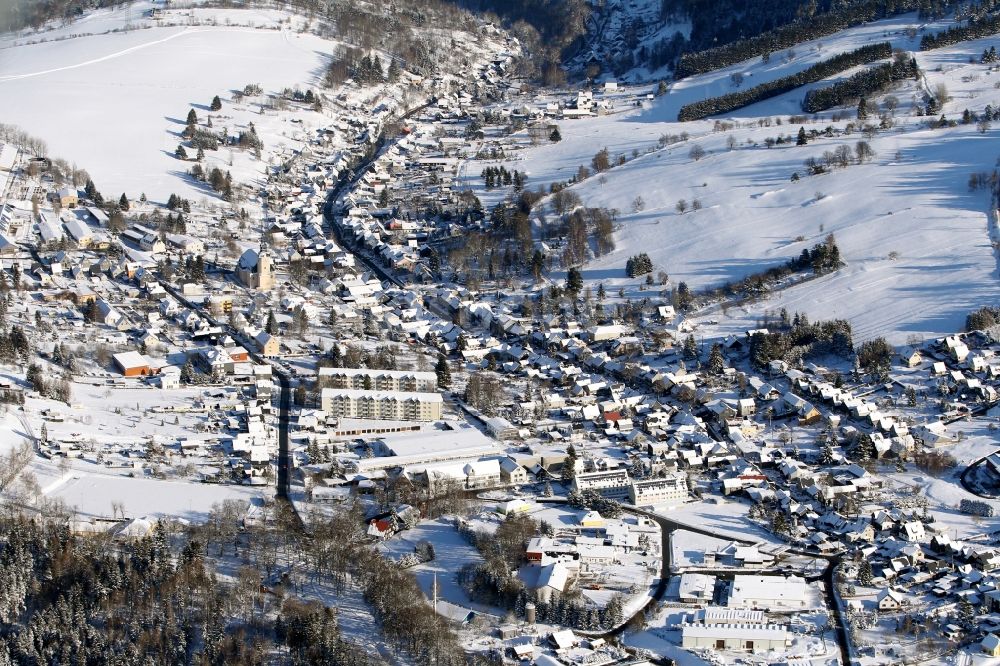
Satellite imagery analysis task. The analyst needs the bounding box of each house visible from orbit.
[579,510,605,528]
[499,458,529,485]
[901,521,926,542]
[159,371,180,389]
[902,348,923,367]
[255,331,280,357]
[877,588,904,611]
[548,628,577,650]
[498,498,532,515]
[983,633,1000,657]
[112,351,156,377]
[56,187,78,208]
[916,421,954,447]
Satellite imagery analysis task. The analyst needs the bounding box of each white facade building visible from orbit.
[318,367,437,392]
[628,474,688,505]
[572,469,631,499]
[728,575,809,610]
[321,388,443,422]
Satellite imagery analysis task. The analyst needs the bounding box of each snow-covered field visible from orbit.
[0,409,32,454]
[0,5,338,202]
[38,459,266,521]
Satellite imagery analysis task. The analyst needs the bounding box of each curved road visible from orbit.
[537,499,852,664]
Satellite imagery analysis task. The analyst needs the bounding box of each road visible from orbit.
[155,279,293,500]
[959,450,1000,499]
[321,100,435,289]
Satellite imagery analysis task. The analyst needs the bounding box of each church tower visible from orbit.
[256,247,274,290]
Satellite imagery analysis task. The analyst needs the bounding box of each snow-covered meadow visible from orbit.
[0,5,341,202]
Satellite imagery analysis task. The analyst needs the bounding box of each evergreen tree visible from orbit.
[118,193,129,211]
[675,281,693,311]
[186,108,198,125]
[175,144,188,160]
[683,334,699,361]
[435,354,451,389]
[707,343,725,374]
[181,359,195,384]
[771,511,789,536]
[210,95,222,111]
[550,126,562,142]
[857,559,873,586]
[797,126,808,145]
[265,310,279,335]
[565,267,583,297]
[958,596,976,630]
[561,445,577,485]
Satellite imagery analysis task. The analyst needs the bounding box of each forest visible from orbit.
[749,316,855,368]
[0,498,483,666]
[677,42,893,121]
[674,0,953,78]
[920,9,1000,50]
[802,52,919,112]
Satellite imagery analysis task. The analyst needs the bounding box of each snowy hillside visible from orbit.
[0,6,337,202]
[0,3,505,203]
[467,12,1000,345]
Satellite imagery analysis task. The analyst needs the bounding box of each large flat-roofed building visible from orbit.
[345,423,501,473]
[728,575,808,610]
[318,367,437,392]
[681,623,789,653]
[572,468,631,499]
[629,474,688,506]
[321,388,442,422]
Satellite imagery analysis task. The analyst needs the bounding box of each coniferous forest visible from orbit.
[677,42,893,121]
[802,52,920,113]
